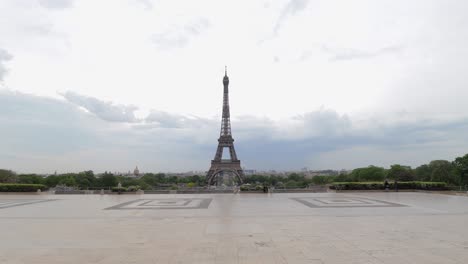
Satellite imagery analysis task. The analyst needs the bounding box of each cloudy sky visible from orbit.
[1,0,468,173]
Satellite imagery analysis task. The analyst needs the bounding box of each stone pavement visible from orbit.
[1,192,468,263]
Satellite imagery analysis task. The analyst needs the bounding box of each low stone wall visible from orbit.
[273,188,328,193]
[52,187,329,194]
[144,189,234,194]
[54,190,112,194]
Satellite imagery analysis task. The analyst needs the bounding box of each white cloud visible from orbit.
[150,18,211,50]
[38,0,74,9]
[1,91,468,173]
[4,0,467,118]
[134,0,153,10]
[0,48,12,82]
[0,91,213,173]
[61,91,139,123]
[145,110,214,129]
[326,44,405,61]
[274,0,310,34]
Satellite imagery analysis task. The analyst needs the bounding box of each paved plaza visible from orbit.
[1,192,468,264]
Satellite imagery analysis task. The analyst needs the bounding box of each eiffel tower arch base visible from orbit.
[206,161,245,186]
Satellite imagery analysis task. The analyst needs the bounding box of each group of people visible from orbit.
[384,179,399,192]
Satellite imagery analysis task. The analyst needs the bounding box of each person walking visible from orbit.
[384,180,389,191]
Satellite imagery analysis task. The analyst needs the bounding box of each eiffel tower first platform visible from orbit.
[205,67,245,185]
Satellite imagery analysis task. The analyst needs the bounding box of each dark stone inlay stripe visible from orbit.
[138,199,192,207]
[313,198,374,205]
[0,199,58,209]
[104,198,212,210]
[290,197,407,208]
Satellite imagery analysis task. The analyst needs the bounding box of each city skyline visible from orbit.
[1,0,468,173]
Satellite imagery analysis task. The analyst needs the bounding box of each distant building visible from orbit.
[134,166,140,177]
[244,169,257,175]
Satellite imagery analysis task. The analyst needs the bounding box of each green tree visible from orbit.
[99,172,118,187]
[45,175,60,187]
[75,171,96,188]
[167,176,178,184]
[414,164,431,181]
[453,154,468,185]
[59,176,76,186]
[334,173,351,182]
[349,166,386,182]
[0,169,17,183]
[140,173,167,186]
[155,173,167,183]
[245,175,286,186]
[190,175,203,184]
[179,175,203,186]
[387,165,414,181]
[18,174,44,184]
[118,176,139,187]
[269,175,283,186]
[138,181,151,190]
[311,175,334,185]
[285,180,299,188]
[428,160,455,184]
[287,173,304,182]
[140,173,157,186]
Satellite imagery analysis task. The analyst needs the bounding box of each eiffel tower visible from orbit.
[206,67,245,185]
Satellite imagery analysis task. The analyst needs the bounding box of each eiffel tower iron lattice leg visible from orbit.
[206,67,245,185]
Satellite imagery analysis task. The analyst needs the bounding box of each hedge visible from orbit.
[0,184,46,192]
[240,185,266,191]
[111,186,141,192]
[111,187,128,192]
[330,181,447,190]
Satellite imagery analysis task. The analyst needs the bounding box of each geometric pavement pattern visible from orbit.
[105,198,213,210]
[291,197,407,208]
[0,199,58,209]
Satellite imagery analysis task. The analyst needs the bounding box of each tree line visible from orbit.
[247,153,468,187]
[0,170,205,190]
[312,153,468,186]
[1,153,467,189]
